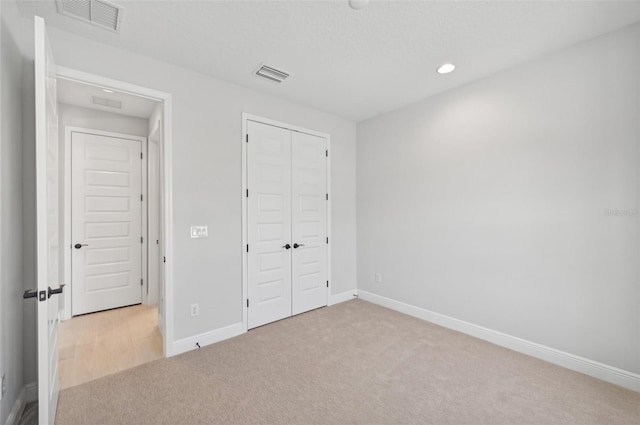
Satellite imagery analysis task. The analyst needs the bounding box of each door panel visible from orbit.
[34,16,60,425]
[291,131,328,315]
[71,132,142,315]
[247,121,292,329]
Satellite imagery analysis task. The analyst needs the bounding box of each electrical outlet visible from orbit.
[190,303,199,317]
[1,373,6,400]
[374,272,382,283]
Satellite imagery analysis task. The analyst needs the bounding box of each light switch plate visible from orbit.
[190,226,208,238]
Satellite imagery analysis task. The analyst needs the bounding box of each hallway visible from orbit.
[58,304,162,389]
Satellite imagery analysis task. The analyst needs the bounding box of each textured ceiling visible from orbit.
[16,0,640,121]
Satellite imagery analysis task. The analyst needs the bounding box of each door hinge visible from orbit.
[141,194,143,202]
[140,152,143,160]
[246,244,249,253]
[141,279,143,286]
[246,134,249,143]
[326,193,328,201]
[326,281,329,288]
[247,299,249,308]
[246,189,249,198]
[326,237,329,244]
[163,256,166,263]
[326,150,328,157]
[141,236,144,243]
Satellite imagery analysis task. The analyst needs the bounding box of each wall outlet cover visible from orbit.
[190,226,208,239]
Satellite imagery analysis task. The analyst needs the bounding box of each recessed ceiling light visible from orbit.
[437,63,456,74]
[349,0,369,10]
[102,89,115,93]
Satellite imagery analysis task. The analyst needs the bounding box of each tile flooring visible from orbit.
[58,304,163,390]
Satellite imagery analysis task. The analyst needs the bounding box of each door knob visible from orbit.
[282,244,291,250]
[74,243,88,249]
[23,289,45,301]
[23,289,38,299]
[48,284,65,299]
[293,243,305,249]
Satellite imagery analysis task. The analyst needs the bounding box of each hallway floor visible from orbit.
[58,304,163,390]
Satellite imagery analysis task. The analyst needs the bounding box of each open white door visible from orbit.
[34,16,62,425]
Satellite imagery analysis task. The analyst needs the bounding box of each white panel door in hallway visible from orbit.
[247,120,328,329]
[247,121,293,329]
[71,131,143,315]
[291,131,328,315]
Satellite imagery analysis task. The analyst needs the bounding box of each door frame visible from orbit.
[56,66,175,357]
[63,127,148,317]
[241,113,332,332]
[147,125,161,306]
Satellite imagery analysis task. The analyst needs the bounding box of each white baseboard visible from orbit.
[4,387,26,425]
[329,290,357,306]
[24,383,37,403]
[4,382,36,425]
[171,322,244,356]
[357,290,640,392]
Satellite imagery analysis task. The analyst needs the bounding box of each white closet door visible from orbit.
[247,121,292,329]
[291,131,328,315]
[71,132,143,315]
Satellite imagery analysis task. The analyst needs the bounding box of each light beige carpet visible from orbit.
[56,300,640,425]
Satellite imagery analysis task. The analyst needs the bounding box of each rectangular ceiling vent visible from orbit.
[255,64,290,83]
[92,96,122,109]
[56,0,122,32]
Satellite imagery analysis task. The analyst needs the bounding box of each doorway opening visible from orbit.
[55,73,172,389]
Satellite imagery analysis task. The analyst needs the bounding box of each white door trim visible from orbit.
[241,113,332,332]
[64,127,147,316]
[146,129,160,306]
[56,66,175,357]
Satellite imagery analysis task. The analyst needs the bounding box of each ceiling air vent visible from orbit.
[255,64,290,83]
[56,0,122,32]
[92,96,122,109]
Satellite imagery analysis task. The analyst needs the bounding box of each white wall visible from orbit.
[14,16,357,368]
[22,62,37,387]
[357,24,640,374]
[148,103,161,138]
[58,104,150,138]
[0,6,25,422]
[57,103,150,316]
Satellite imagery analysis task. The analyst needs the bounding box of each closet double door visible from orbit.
[247,120,328,329]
